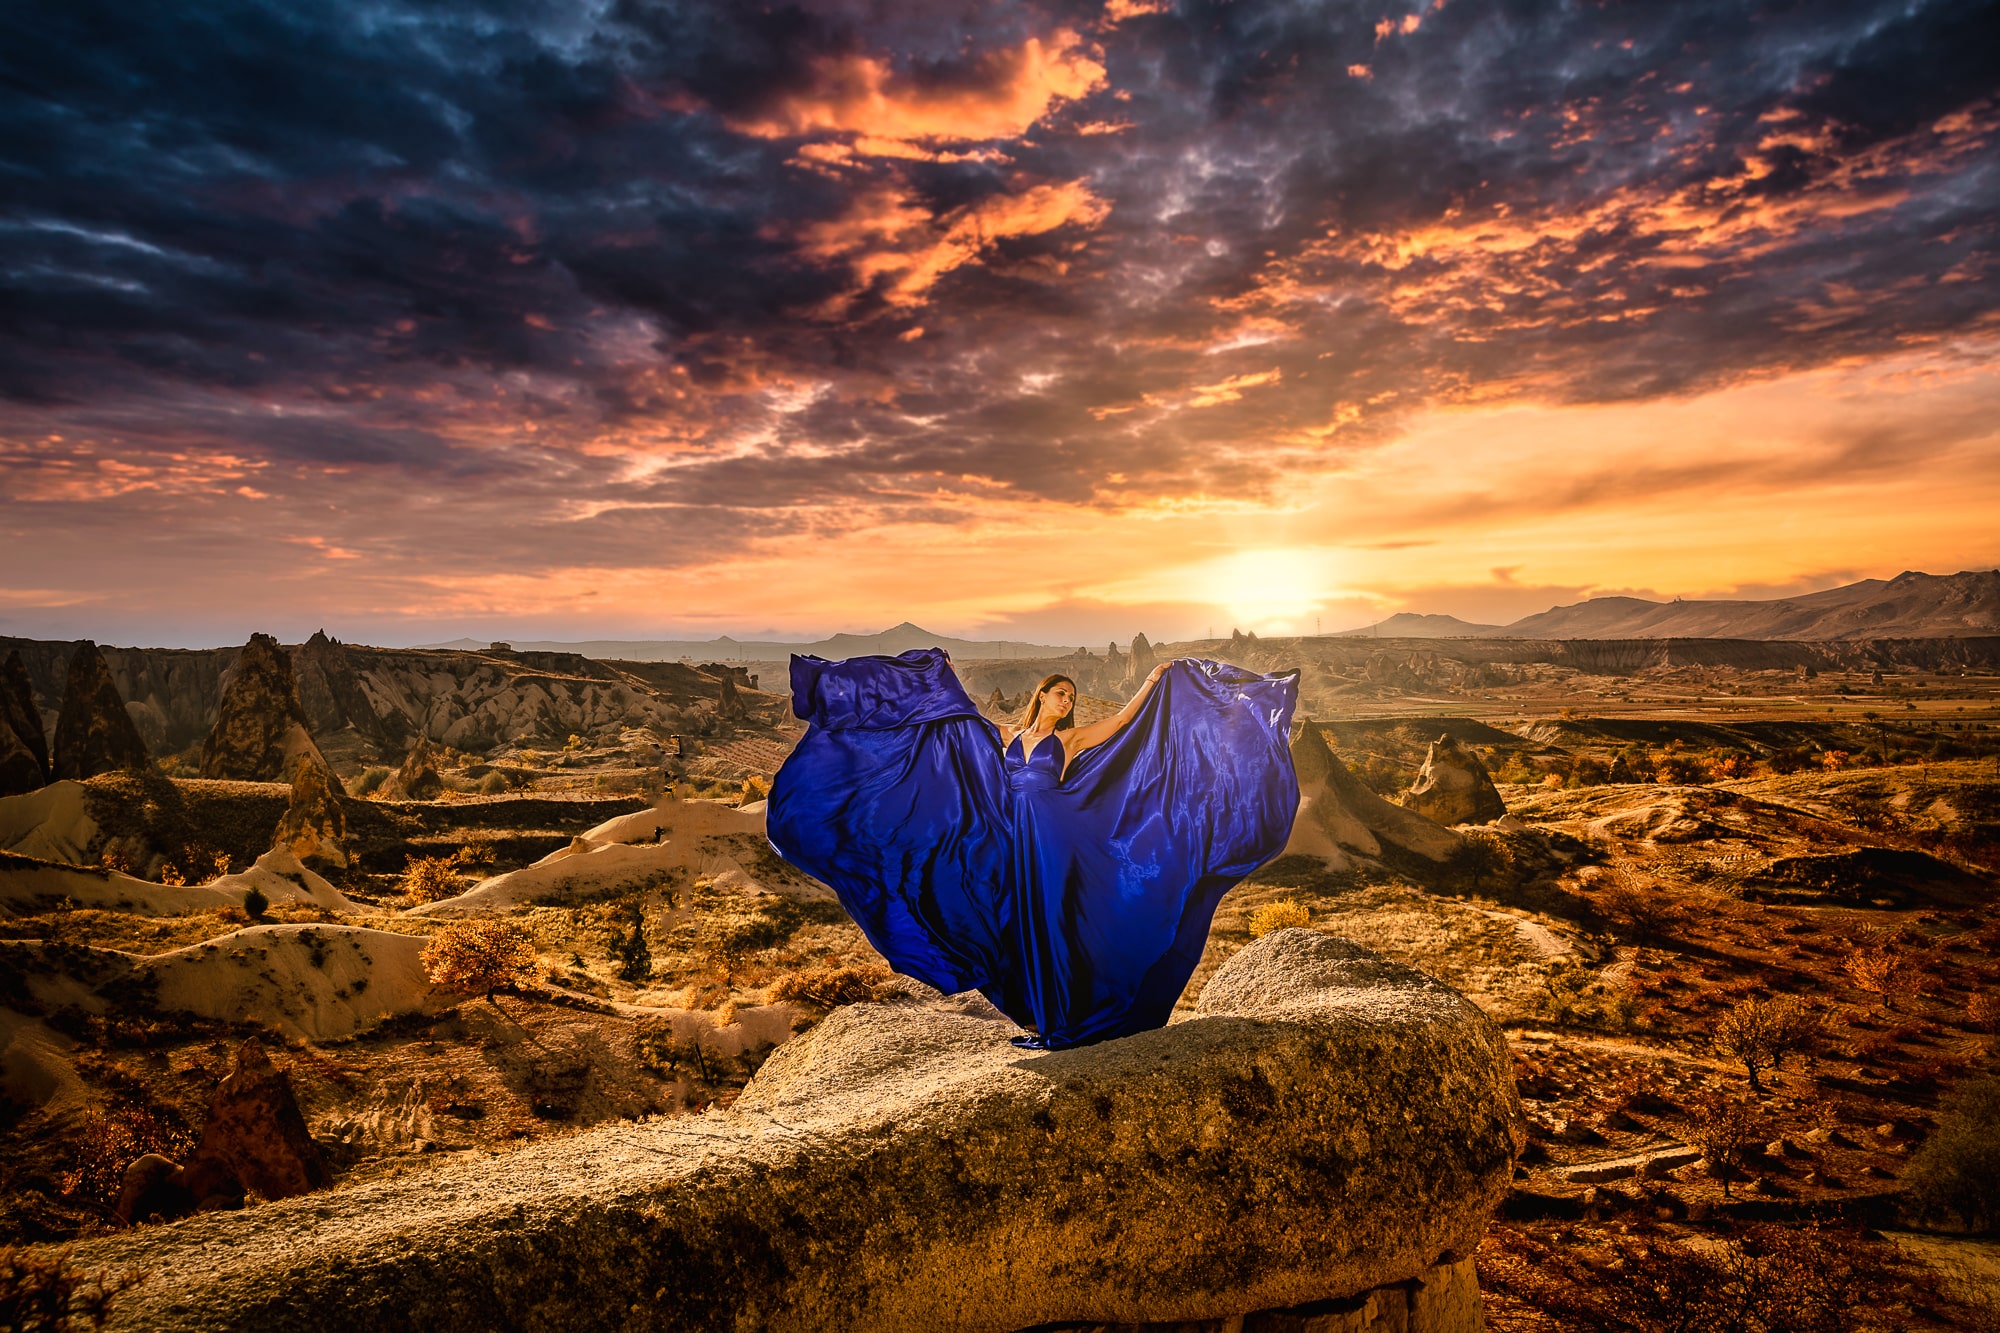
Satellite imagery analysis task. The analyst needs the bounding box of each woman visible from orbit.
[768,648,1298,1048]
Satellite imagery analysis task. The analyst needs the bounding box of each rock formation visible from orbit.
[52,641,150,781]
[293,629,403,758]
[0,649,49,795]
[382,736,443,800]
[114,1038,330,1223]
[72,930,1520,1332]
[1284,722,1463,868]
[717,672,745,721]
[1123,631,1157,689]
[1401,734,1508,826]
[272,752,349,870]
[199,634,341,788]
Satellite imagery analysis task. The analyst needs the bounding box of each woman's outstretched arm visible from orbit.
[1063,661,1169,757]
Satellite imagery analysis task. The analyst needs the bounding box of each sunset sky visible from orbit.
[3,0,1997,648]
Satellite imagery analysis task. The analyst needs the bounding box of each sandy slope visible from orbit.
[404,795,797,918]
[0,780,97,863]
[138,924,445,1041]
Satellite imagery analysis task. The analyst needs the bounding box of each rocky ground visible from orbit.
[2,643,1998,1330]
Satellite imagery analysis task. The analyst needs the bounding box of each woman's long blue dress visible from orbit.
[766,649,1299,1048]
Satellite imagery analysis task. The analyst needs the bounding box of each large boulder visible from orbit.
[0,650,50,795]
[1401,735,1506,827]
[199,634,342,788]
[1285,723,1463,869]
[70,931,1521,1332]
[52,641,150,781]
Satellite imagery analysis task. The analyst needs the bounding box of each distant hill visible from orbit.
[419,621,1081,662]
[1495,570,2000,640]
[1333,613,1502,639]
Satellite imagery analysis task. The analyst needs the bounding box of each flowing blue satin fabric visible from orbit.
[768,649,1300,1048]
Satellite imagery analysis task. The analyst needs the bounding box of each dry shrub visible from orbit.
[1689,1096,1760,1196]
[420,919,540,998]
[454,837,496,869]
[1248,899,1311,938]
[56,1106,197,1211]
[739,775,772,805]
[399,855,463,905]
[0,1247,147,1332]
[1481,1220,1951,1333]
[1903,1075,2000,1233]
[1598,880,1680,944]
[1716,995,1825,1093]
[766,965,890,1011]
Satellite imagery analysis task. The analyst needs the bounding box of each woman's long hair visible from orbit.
[1018,673,1077,732]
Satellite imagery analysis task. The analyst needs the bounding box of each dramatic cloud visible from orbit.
[1,0,1997,642]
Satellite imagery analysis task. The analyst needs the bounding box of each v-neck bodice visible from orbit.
[1005,730,1064,787]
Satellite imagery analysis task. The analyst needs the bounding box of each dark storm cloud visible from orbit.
[2,0,1996,571]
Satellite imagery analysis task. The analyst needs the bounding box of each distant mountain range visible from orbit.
[1334,613,1503,639]
[1337,569,2000,641]
[418,621,1084,662]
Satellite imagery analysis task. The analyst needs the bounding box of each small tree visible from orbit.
[1457,829,1514,892]
[1598,879,1679,945]
[1249,900,1311,938]
[1689,1096,1760,1197]
[241,886,269,921]
[421,919,539,1001]
[611,916,653,984]
[1846,948,1906,1012]
[400,854,463,905]
[1716,994,1824,1093]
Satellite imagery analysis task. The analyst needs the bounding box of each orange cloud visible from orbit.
[802,179,1111,309]
[732,30,1105,144]
[1237,100,1998,347]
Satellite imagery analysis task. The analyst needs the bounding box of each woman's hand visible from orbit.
[1146,661,1168,685]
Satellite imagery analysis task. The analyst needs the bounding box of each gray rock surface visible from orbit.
[1400,736,1506,827]
[71,931,1521,1332]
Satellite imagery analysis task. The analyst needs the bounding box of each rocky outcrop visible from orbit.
[52,642,150,781]
[272,754,349,871]
[199,634,340,788]
[114,1038,329,1223]
[73,930,1520,1332]
[1401,734,1506,827]
[293,630,403,757]
[382,737,443,800]
[1124,632,1157,690]
[0,650,49,796]
[1285,723,1463,869]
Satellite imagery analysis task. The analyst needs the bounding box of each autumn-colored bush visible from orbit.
[1248,899,1311,937]
[420,919,540,998]
[766,964,891,1010]
[739,775,772,805]
[399,855,463,905]
[56,1106,197,1211]
[1716,995,1825,1092]
[1845,948,1909,1011]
